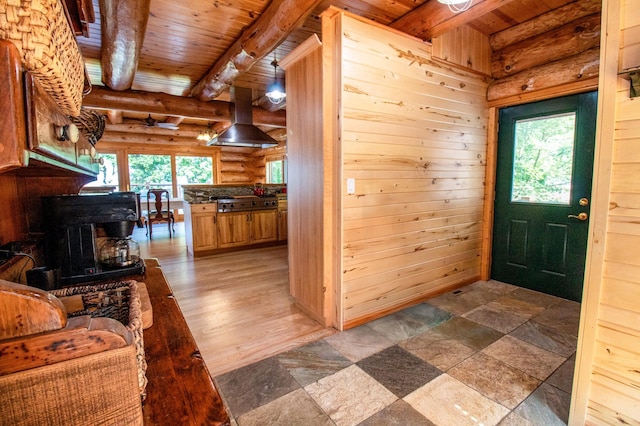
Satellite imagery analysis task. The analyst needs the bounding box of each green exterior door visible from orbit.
[491,92,597,302]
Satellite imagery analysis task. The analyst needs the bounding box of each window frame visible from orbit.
[92,146,218,198]
[265,153,287,184]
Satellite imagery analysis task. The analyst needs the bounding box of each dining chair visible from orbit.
[145,189,174,239]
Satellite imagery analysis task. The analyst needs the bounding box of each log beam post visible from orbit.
[190,0,322,101]
[99,0,151,91]
[83,86,286,127]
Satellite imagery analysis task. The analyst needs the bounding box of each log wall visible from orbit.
[218,148,257,184]
[487,0,601,105]
[573,0,640,423]
[326,11,490,328]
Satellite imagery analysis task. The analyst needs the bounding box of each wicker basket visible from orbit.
[0,0,84,116]
[50,280,148,399]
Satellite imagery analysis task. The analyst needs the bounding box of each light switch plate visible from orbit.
[347,178,355,194]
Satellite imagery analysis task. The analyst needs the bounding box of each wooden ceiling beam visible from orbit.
[390,0,519,41]
[99,0,151,91]
[190,0,322,101]
[83,86,286,127]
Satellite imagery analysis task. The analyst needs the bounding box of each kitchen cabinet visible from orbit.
[183,202,218,255]
[278,198,288,241]
[251,209,278,244]
[218,210,277,248]
[217,212,252,248]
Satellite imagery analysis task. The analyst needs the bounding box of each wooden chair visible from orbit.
[145,189,175,239]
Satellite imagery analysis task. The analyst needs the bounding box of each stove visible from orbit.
[217,196,278,212]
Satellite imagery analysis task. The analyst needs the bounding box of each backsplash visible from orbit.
[183,184,286,203]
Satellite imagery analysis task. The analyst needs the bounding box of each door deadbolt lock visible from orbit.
[568,212,588,221]
[579,198,589,206]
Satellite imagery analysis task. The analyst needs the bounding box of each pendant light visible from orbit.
[265,51,286,104]
[438,0,473,13]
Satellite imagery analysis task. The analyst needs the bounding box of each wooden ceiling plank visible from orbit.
[390,0,520,41]
[99,0,151,91]
[83,86,286,127]
[190,0,323,101]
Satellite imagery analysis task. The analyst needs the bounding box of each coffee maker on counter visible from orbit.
[41,192,144,286]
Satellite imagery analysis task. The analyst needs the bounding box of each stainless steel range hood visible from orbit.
[208,86,278,148]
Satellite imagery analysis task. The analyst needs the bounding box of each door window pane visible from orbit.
[176,156,214,198]
[128,154,172,196]
[511,112,576,204]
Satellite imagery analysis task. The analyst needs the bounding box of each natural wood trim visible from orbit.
[279,33,322,70]
[487,78,599,108]
[480,107,498,281]
[189,0,323,101]
[99,0,151,91]
[570,0,619,422]
[321,5,431,46]
[322,10,343,330]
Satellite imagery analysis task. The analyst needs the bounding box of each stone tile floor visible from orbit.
[215,280,580,426]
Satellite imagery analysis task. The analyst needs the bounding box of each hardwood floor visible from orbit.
[132,222,335,376]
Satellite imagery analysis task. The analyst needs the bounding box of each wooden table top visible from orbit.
[136,259,230,425]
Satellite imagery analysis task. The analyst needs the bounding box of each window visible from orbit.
[88,148,216,199]
[128,154,172,196]
[82,153,119,191]
[176,156,214,198]
[266,156,287,184]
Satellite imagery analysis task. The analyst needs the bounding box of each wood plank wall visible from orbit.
[579,0,640,422]
[330,12,490,328]
[280,36,327,326]
[431,25,491,76]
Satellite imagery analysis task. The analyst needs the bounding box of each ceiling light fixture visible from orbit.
[438,0,473,13]
[265,51,286,104]
[197,124,217,142]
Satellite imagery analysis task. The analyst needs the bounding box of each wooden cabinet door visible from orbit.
[278,209,288,241]
[192,213,217,250]
[251,210,278,243]
[218,212,251,248]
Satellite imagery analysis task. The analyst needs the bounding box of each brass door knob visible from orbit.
[568,212,588,221]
